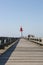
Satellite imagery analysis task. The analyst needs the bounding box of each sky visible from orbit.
[0,0,43,37]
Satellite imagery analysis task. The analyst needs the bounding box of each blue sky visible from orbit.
[0,0,43,37]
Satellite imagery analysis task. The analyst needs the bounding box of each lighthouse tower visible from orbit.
[20,27,23,37]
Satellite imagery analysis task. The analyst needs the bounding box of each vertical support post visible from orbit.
[1,39,4,49]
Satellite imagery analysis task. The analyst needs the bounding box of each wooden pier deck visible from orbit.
[0,39,43,65]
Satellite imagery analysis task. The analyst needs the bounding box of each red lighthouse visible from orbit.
[20,27,23,37]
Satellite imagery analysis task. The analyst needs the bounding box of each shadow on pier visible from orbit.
[0,39,20,65]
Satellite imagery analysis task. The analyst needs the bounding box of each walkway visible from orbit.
[0,39,43,65]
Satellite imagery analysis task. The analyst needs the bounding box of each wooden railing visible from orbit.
[28,37,43,46]
[0,37,19,49]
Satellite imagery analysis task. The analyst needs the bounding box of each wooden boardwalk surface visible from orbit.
[0,39,43,65]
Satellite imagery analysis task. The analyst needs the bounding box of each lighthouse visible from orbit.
[20,27,23,37]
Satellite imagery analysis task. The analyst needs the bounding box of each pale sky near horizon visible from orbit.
[0,0,43,37]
